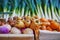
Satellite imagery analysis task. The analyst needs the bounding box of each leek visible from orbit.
[18,0,22,17]
[3,0,8,12]
[24,7,29,16]
[12,0,17,17]
[21,7,24,17]
[24,0,29,16]
[51,5,58,20]
[43,0,49,19]
[44,5,49,19]
[40,5,45,18]
[58,9,60,16]
[47,7,52,19]
[28,11,31,17]
[37,5,41,18]
[27,0,35,17]
[54,8,60,21]
[21,0,25,17]
[35,0,42,18]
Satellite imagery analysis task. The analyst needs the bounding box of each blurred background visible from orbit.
[0,0,60,21]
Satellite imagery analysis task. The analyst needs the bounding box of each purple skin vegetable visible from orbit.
[0,26,10,34]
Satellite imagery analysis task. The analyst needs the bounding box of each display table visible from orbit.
[0,34,34,40]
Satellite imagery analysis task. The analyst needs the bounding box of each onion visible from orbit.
[22,28,33,34]
[24,20,31,28]
[15,20,25,28]
[0,24,11,34]
[11,27,21,34]
[5,24,11,31]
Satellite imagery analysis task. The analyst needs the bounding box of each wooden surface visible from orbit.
[0,34,34,40]
[0,37,34,40]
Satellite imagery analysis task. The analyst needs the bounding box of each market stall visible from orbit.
[0,0,60,40]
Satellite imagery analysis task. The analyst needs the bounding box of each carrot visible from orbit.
[50,21,59,30]
[46,26,52,31]
[41,26,46,30]
[40,18,48,22]
[57,26,60,32]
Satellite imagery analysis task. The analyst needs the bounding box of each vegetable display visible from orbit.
[0,16,60,34]
[0,0,60,40]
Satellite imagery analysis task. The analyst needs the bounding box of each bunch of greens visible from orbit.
[0,0,60,21]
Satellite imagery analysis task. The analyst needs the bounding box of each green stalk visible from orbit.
[47,7,52,19]
[18,8,20,17]
[51,5,58,20]
[21,7,24,17]
[40,5,45,18]
[4,6,7,12]
[27,0,35,17]
[32,10,35,17]
[58,9,60,16]
[12,9,16,17]
[54,8,60,21]
[35,0,42,18]
[44,5,49,19]
[28,11,31,17]
[3,0,8,12]
[36,3,41,18]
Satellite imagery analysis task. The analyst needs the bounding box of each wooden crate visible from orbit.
[0,34,34,40]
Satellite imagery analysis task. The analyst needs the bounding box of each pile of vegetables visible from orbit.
[0,16,60,34]
[0,18,33,34]
[10,16,60,32]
